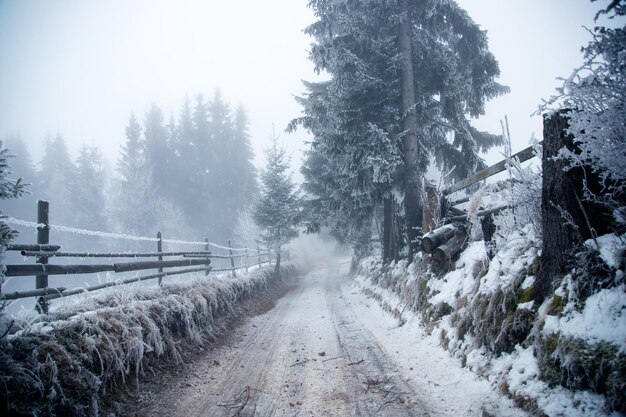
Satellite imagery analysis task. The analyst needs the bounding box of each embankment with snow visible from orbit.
[0,264,297,416]
[353,228,624,417]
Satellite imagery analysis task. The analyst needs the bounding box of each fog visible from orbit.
[0,0,615,310]
[0,0,606,169]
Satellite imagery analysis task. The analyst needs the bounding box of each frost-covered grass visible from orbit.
[0,264,296,416]
[352,225,625,416]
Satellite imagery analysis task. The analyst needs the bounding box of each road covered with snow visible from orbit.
[122,257,527,417]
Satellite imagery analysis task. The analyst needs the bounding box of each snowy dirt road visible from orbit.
[119,258,526,417]
[162,259,423,416]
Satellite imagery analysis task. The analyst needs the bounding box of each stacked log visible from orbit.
[421,223,466,262]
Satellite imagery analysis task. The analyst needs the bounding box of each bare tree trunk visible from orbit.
[383,196,392,264]
[274,250,281,277]
[399,0,422,262]
[535,110,611,302]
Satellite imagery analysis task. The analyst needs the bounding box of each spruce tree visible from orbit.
[114,114,156,236]
[143,103,169,193]
[253,132,301,274]
[2,134,37,219]
[171,98,196,222]
[232,105,258,206]
[38,134,77,226]
[292,0,507,260]
[118,113,143,182]
[0,140,27,253]
[74,144,107,231]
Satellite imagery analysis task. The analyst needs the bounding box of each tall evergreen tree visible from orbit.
[0,140,28,253]
[38,134,77,226]
[232,105,258,205]
[118,113,143,182]
[170,98,197,220]
[2,134,37,219]
[143,103,169,193]
[74,144,107,230]
[253,133,301,274]
[292,0,506,260]
[114,114,156,235]
[207,90,234,239]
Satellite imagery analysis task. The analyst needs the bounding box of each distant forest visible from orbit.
[2,90,258,246]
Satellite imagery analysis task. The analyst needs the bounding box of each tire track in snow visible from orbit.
[138,259,429,416]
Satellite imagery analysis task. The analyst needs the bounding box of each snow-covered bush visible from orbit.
[464,143,542,254]
[0,140,27,318]
[0,265,296,416]
[233,207,262,249]
[539,3,626,230]
[536,232,626,413]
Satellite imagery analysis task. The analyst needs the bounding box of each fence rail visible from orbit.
[1,200,274,313]
[443,141,541,196]
[420,141,542,263]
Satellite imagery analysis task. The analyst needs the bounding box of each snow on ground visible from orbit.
[347,272,528,417]
[428,241,487,306]
[489,346,620,417]
[543,284,626,351]
[351,245,624,417]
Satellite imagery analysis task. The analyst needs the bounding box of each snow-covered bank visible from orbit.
[0,265,297,416]
[352,231,625,417]
[345,275,528,417]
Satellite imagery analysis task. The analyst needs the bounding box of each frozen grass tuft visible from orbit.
[0,265,296,416]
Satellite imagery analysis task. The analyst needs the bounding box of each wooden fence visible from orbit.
[420,141,541,262]
[2,201,273,313]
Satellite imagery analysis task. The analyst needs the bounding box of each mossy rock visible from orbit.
[546,292,567,316]
[517,285,535,304]
[537,333,626,414]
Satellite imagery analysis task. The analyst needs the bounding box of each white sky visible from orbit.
[0,0,615,177]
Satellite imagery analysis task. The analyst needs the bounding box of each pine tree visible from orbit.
[2,134,37,219]
[253,132,301,274]
[74,144,107,231]
[171,98,196,222]
[118,113,143,182]
[38,134,77,226]
[292,0,506,260]
[191,94,215,236]
[143,103,169,193]
[206,91,236,240]
[0,140,28,253]
[232,105,258,206]
[114,114,156,236]
[539,1,626,228]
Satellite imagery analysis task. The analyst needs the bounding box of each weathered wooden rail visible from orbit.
[421,141,541,262]
[442,142,541,196]
[1,200,273,313]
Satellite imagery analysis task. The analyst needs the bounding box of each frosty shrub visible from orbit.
[491,144,543,252]
[539,3,626,230]
[0,140,28,318]
[233,207,262,249]
[0,265,295,416]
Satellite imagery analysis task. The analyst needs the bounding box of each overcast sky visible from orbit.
[0,0,614,176]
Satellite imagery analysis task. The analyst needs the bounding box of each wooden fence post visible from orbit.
[204,238,210,276]
[157,231,163,286]
[227,240,236,277]
[244,245,249,273]
[36,200,49,314]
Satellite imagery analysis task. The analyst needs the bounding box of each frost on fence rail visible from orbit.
[3,217,260,251]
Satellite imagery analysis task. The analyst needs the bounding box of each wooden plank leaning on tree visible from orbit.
[443,142,541,196]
